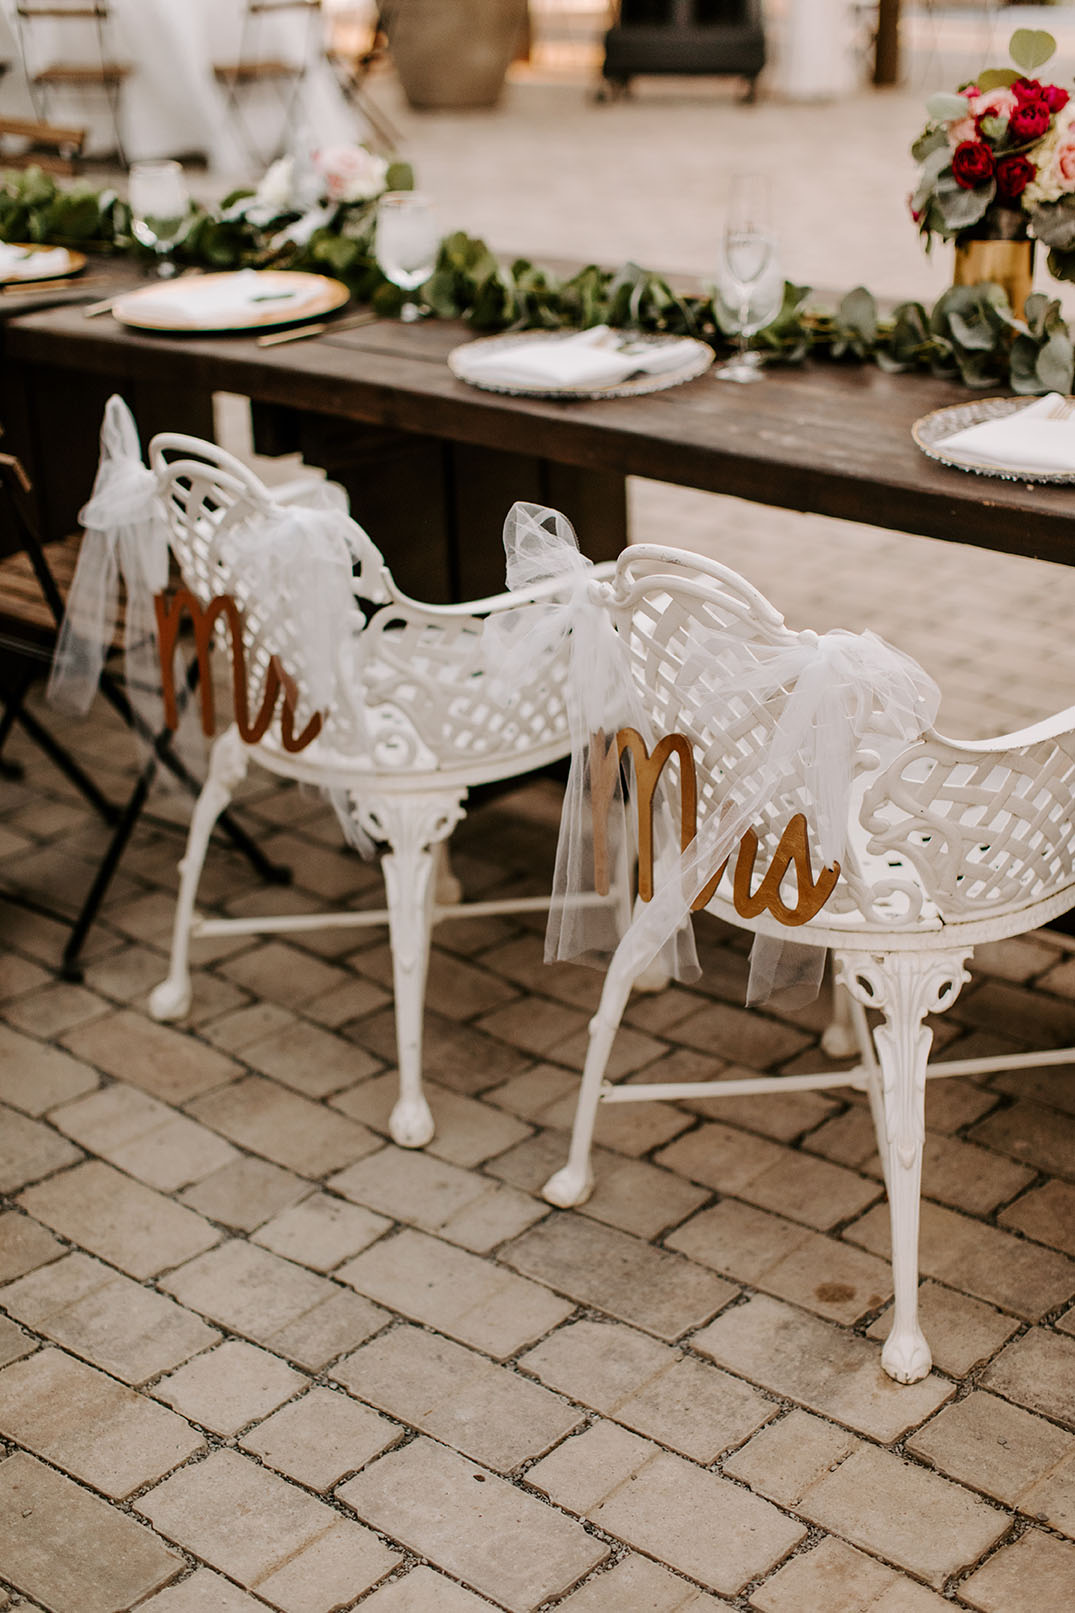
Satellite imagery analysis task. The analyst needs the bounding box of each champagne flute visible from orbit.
[129,160,189,279]
[716,175,782,384]
[375,192,438,322]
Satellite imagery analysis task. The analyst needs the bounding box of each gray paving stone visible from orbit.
[0,1451,181,1613]
[338,1436,608,1612]
[334,1323,581,1470]
[502,1213,736,1341]
[692,1293,952,1442]
[0,1346,203,1497]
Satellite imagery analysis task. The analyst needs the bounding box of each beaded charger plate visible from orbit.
[448,330,714,400]
[110,271,349,334]
[0,243,87,284]
[912,395,1075,484]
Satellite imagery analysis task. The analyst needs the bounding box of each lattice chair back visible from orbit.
[151,436,574,782]
[603,545,1075,947]
[151,434,387,753]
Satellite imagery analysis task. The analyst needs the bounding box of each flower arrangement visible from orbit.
[910,28,1075,284]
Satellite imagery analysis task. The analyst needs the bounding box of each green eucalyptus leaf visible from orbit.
[912,126,950,163]
[1037,330,1074,392]
[1028,196,1075,251]
[977,115,1007,143]
[839,285,878,342]
[1010,334,1045,392]
[948,306,999,350]
[384,160,414,191]
[1009,28,1056,72]
[926,91,972,121]
[976,67,1020,90]
[937,175,996,231]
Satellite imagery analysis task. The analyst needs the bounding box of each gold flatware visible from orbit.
[83,294,122,318]
[256,309,379,347]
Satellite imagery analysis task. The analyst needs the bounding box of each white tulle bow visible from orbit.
[47,396,170,752]
[483,503,697,977]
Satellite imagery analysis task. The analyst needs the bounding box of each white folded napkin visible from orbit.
[132,270,317,326]
[938,393,1075,474]
[0,244,72,280]
[460,325,702,390]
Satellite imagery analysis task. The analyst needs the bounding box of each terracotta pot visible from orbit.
[388,0,529,109]
[953,208,1035,318]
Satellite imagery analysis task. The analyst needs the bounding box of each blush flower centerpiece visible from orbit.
[911,28,1075,294]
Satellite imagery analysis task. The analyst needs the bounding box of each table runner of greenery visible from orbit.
[2,164,1071,396]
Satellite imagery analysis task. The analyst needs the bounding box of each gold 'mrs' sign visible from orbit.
[590,726,839,927]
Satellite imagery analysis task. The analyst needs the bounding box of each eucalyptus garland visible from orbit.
[2,164,1071,395]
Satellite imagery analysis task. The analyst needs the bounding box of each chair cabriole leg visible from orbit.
[542,956,635,1207]
[149,726,249,1022]
[358,792,466,1149]
[839,947,972,1384]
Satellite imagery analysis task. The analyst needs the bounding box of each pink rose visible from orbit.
[969,86,1018,121]
[1056,141,1075,187]
[312,144,388,204]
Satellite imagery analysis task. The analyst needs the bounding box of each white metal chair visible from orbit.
[543,543,1075,1385]
[145,436,601,1150]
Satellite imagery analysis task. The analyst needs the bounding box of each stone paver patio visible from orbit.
[5,42,1075,1613]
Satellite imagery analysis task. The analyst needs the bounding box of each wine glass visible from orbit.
[128,160,189,278]
[375,192,438,322]
[715,175,782,384]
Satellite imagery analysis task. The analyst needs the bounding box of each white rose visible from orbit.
[254,155,298,214]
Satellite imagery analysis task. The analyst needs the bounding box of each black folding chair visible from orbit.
[0,448,289,980]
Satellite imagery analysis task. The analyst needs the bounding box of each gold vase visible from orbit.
[953,237,1035,319]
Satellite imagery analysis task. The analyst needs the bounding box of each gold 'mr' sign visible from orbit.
[154,590,323,754]
[590,727,840,927]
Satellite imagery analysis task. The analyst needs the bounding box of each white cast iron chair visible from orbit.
[543,543,1075,1384]
[146,435,606,1149]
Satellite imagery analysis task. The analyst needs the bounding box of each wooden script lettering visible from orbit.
[591,726,839,927]
[154,589,322,754]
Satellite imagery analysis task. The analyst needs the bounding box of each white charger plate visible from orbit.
[448,329,714,400]
[912,395,1075,485]
[111,270,349,333]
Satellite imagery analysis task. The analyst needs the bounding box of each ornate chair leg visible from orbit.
[542,955,635,1207]
[821,975,860,1058]
[434,840,463,906]
[838,948,972,1384]
[149,727,249,1022]
[358,792,466,1149]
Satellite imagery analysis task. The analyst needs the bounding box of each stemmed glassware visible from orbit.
[128,160,190,279]
[375,192,439,322]
[715,175,783,384]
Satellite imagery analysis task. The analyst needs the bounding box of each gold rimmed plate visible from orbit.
[912,395,1075,485]
[0,243,87,285]
[448,329,714,400]
[110,270,350,334]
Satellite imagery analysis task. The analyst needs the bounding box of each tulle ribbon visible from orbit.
[47,396,173,756]
[483,503,697,980]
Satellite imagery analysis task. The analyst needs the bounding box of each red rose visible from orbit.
[1012,77,1042,100]
[1043,84,1070,113]
[995,154,1036,200]
[1009,99,1052,141]
[951,140,995,189]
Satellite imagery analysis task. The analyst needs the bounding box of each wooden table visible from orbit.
[5,271,1075,599]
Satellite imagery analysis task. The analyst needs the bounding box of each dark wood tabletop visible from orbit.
[5,272,1075,568]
